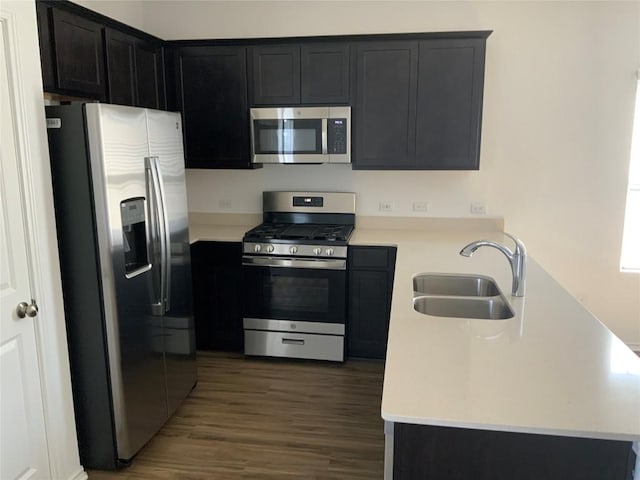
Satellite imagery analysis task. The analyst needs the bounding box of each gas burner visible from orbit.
[243,191,356,259]
[244,223,354,243]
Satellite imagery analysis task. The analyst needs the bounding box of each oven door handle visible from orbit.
[242,256,346,270]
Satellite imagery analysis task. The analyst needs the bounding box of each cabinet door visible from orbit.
[36,2,55,91]
[301,43,350,104]
[135,42,165,110]
[175,46,250,168]
[348,246,397,359]
[249,45,300,105]
[191,242,243,351]
[415,39,486,170]
[394,424,635,480]
[354,41,418,169]
[51,8,106,99]
[104,28,136,106]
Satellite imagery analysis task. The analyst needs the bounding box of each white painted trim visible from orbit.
[67,468,89,480]
[0,2,85,479]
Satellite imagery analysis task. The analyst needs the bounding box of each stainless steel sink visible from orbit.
[412,273,514,320]
[413,296,514,320]
[413,273,500,297]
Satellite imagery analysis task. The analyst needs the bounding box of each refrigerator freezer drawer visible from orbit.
[244,329,344,362]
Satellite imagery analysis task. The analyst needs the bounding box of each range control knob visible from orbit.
[266,245,275,253]
[289,246,298,254]
[254,244,262,253]
[325,248,334,256]
[313,247,322,256]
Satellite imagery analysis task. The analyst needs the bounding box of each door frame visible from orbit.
[1,2,85,479]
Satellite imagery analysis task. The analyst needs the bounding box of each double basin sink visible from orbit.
[413,274,514,320]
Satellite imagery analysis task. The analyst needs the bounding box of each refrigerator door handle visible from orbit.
[145,156,169,316]
[152,157,171,313]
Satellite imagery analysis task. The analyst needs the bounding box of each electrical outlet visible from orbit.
[470,202,487,214]
[219,199,232,209]
[413,201,428,212]
[379,201,394,212]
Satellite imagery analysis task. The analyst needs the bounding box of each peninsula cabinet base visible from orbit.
[388,423,635,480]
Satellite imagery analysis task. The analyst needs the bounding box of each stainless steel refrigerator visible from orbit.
[45,103,196,469]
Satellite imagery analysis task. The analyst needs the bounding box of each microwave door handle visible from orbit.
[321,118,328,154]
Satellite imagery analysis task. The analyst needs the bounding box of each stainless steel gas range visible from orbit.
[242,191,356,362]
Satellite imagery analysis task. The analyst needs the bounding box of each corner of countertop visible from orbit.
[188,212,261,243]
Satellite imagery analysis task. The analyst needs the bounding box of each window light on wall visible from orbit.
[620,70,640,272]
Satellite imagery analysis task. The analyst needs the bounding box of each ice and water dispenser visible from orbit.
[120,198,149,276]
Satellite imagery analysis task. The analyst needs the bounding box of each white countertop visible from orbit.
[350,228,640,442]
[189,223,253,244]
[188,218,640,442]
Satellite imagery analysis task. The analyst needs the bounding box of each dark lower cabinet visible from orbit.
[191,241,244,351]
[174,46,252,168]
[393,423,636,480]
[347,246,397,359]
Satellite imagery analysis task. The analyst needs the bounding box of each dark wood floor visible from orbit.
[88,352,385,479]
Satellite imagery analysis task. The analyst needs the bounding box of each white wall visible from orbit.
[73,0,145,31]
[77,1,640,345]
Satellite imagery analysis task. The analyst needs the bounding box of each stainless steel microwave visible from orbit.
[250,106,351,164]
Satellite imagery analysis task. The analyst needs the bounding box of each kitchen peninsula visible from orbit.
[191,216,640,480]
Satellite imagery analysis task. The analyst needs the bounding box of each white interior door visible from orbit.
[0,8,51,480]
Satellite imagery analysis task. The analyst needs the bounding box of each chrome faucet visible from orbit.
[459,233,527,297]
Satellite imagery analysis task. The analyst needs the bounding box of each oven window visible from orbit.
[267,276,329,313]
[254,119,323,154]
[243,265,346,323]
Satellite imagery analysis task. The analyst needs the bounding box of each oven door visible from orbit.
[242,256,346,323]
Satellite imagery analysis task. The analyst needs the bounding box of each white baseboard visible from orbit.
[67,467,88,480]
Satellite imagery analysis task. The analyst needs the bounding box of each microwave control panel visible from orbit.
[328,118,348,154]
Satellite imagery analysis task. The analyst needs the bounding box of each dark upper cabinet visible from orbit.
[36,1,165,108]
[354,41,418,169]
[353,35,488,170]
[134,42,165,110]
[105,28,166,109]
[105,29,136,106]
[50,7,106,100]
[249,43,351,105]
[301,43,351,104]
[174,46,252,169]
[347,246,397,359]
[415,39,486,169]
[36,2,55,91]
[249,45,301,105]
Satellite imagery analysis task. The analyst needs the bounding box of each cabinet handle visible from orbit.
[282,338,304,346]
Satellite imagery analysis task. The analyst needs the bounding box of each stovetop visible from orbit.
[244,223,354,244]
